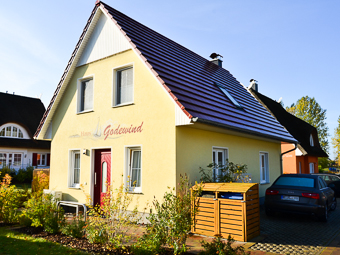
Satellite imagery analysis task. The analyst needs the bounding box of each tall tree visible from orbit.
[332,115,340,165]
[286,96,329,154]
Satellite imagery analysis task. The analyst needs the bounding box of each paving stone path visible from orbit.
[249,199,340,255]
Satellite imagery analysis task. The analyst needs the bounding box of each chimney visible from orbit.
[209,53,223,67]
[248,79,258,92]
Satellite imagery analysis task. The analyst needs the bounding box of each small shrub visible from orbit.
[83,179,141,248]
[136,174,202,255]
[0,173,28,223]
[199,234,249,255]
[15,166,34,183]
[61,215,86,239]
[20,171,64,234]
[200,160,250,183]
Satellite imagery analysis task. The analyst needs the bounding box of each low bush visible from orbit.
[200,160,250,183]
[61,215,86,239]
[0,173,29,223]
[134,174,202,255]
[20,171,64,234]
[199,234,249,255]
[83,179,141,248]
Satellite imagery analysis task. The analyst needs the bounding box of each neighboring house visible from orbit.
[249,87,328,174]
[0,92,51,170]
[34,1,296,208]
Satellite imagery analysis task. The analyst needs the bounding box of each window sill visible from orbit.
[68,186,81,190]
[260,181,270,185]
[77,109,94,115]
[128,191,143,195]
[112,102,134,108]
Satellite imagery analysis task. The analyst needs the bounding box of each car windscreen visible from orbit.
[274,177,315,188]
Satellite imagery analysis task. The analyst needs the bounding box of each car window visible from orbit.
[331,176,339,182]
[319,178,327,189]
[323,175,330,181]
[275,177,315,187]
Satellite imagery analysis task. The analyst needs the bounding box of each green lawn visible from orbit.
[0,226,87,255]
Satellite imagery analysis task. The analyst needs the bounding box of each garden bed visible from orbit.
[12,226,197,255]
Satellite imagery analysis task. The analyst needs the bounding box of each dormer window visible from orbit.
[310,134,314,147]
[0,124,26,139]
[214,82,243,109]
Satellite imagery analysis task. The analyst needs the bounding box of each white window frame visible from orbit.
[309,162,315,173]
[0,123,29,139]
[37,153,47,166]
[125,145,142,193]
[212,147,228,182]
[69,150,81,188]
[112,64,134,107]
[77,75,94,114]
[0,152,23,169]
[260,152,269,184]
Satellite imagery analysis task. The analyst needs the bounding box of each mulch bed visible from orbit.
[13,226,197,255]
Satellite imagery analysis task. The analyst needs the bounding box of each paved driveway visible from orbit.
[249,198,340,254]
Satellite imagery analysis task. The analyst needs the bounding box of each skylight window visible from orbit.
[214,82,243,109]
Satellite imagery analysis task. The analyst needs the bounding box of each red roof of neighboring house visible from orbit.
[34,1,296,143]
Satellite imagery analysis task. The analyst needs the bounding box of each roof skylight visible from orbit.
[214,82,243,109]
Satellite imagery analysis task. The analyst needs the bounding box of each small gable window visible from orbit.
[0,124,25,139]
[115,67,133,106]
[77,77,94,113]
[310,134,314,147]
[214,82,243,109]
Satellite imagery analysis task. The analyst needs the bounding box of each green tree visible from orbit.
[332,115,340,166]
[286,96,329,154]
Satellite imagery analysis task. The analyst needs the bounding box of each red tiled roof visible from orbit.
[35,1,296,143]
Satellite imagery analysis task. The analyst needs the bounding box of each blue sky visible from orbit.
[0,0,339,159]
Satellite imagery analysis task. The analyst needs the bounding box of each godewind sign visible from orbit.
[103,122,143,140]
[71,120,144,140]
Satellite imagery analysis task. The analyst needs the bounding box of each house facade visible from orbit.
[249,88,328,174]
[0,93,50,170]
[34,1,296,209]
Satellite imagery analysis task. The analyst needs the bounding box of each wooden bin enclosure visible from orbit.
[192,183,259,242]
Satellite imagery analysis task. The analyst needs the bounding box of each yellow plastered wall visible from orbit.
[176,126,282,198]
[50,49,176,210]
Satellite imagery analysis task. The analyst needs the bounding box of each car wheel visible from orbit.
[319,204,328,222]
[265,209,275,217]
[331,197,337,211]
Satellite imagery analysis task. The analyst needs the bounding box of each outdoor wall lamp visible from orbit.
[83,149,89,156]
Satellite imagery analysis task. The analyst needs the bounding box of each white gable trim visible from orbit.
[77,10,131,66]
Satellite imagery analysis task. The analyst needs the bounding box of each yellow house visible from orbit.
[34,1,296,209]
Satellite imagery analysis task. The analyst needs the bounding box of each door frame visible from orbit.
[90,147,112,206]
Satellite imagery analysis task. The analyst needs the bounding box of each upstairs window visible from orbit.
[115,67,133,106]
[78,78,93,113]
[0,124,25,138]
[214,82,243,109]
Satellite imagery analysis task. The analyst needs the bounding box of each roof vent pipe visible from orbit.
[248,79,258,92]
[209,53,223,67]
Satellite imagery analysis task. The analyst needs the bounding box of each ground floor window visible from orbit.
[260,152,269,184]
[212,147,228,182]
[0,152,22,169]
[69,150,81,188]
[127,147,141,192]
[309,162,314,173]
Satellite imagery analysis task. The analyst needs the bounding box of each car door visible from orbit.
[329,176,340,196]
[319,177,333,206]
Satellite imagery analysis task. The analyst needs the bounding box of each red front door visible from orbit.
[94,149,111,206]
